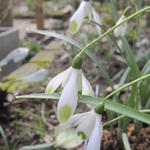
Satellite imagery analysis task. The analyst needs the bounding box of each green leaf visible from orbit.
[115,67,130,98]
[118,67,130,88]
[16,93,101,106]
[20,143,55,150]
[122,133,131,150]
[16,93,60,100]
[141,59,150,75]
[110,0,118,21]
[103,109,150,126]
[105,101,150,124]
[17,93,150,124]
[27,29,81,49]
[121,37,140,78]
[0,126,9,150]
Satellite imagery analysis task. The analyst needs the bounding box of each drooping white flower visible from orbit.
[60,110,103,150]
[69,1,101,34]
[114,15,127,37]
[45,67,94,122]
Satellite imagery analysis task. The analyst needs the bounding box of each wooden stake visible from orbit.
[0,0,13,26]
[34,0,44,29]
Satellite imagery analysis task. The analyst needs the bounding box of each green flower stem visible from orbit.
[78,6,150,57]
[104,73,150,102]
[95,73,150,114]
[72,54,82,69]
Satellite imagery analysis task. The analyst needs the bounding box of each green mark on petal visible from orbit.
[70,20,78,33]
[47,86,53,93]
[78,90,82,97]
[77,131,87,140]
[59,105,72,122]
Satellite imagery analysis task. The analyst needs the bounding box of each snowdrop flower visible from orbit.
[70,0,101,34]
[45,67,94,122]
[60,110,103,150]
[114,15,127,37]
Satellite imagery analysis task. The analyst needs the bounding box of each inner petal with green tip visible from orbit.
[59,104,72,122]
[77,131,87,140]
[70,20,78,33]
[47,86,53,93]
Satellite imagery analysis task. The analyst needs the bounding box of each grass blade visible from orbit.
[0,126,9,150]
[122,133,131,150]
[103,109,150,126]
[16,93,101,106]
[105,100,150,124]
[17,93,60,100]
[20,143,55,150]
[121,37,140,77]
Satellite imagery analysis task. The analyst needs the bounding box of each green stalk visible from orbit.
[103,74,150,103]
[0,126,9,150]
[78,6,150,57]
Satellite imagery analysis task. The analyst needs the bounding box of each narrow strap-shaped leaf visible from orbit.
[122,133,131,150]
[121,37,140,78]
[20,143,55,150]
[0,126,9,150]
[17,93,150,124]
[17,93,60,100]
[16,93,101,106]
[141,59,150,75]
[105,100,150,124]
[118,67,131,88]
[27,29,81,49]
[103,109,150,126]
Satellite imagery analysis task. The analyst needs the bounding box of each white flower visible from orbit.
[114,15,127,37]
[60,110,103,150]
[69,1,101,34]
[117,39,123,49]
[45,67,94,122]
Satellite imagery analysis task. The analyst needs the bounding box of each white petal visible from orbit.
[62,67,73,87]
[82,74,94,96]
[92,8,101,35]
[117,39,123,49]
[86,115,103,150]
[57,68,82,122]
[76,111,96,139]
[45,67,71,93]
[70,1,89,34]
[114,15,127,37]
[84,2,92,19]
[60,112,89,131]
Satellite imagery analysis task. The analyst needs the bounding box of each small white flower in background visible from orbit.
[117,39,123,49]
[45,67,94,122]
[114,15,127,37]
[60,110,103,150]
[69,0,101,34]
